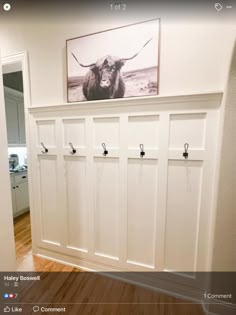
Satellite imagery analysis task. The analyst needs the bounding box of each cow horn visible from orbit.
[121,38,153,61]
[71,52,96,67]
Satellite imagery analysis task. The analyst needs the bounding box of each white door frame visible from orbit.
[0,52,16,270]
[2,51,31,109]
[1,51,36,265]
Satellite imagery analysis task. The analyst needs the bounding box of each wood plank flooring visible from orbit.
[14,212,205,314]
[14,212,77,271]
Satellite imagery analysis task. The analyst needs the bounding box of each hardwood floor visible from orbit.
[14,212,78,271]
[14,212,205,314]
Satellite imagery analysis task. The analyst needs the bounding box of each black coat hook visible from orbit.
[183,143,189,159]
[140,144,145,157]
[41,142,48,154]
[102,143,108,156]
[69,142,76,155]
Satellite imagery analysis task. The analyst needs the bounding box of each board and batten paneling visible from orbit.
[37,120,56,147]
[92,116,121,263]
[127,159,158,269]
[164,160,203,271]
[29,93,221,276]
[128,115,159,149]
[93,117,120,149]
[94,158,120,260]
[62,118,88,254]
[64,156,88,252]
[38,155,60,245]
[63,118,85,149]
[165,113,207,272]
[126,114,159,269]
[35,119,62,247]
[169,113,206,149]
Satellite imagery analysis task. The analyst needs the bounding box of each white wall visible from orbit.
[212,41,236,271]
[0,16,235,106]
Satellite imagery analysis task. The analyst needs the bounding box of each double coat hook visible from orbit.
[41,142,48,154]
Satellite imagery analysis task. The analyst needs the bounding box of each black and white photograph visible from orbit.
[66,19,160,102]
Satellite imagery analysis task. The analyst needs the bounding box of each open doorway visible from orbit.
[2,59,32,270]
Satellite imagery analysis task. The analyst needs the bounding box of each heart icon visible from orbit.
[215,3,223,11]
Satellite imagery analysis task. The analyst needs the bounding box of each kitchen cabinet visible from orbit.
[10,171,29,218]
[17,100,26,144]
[5,98,19,145]
[15,181,29,215]
[4,87,26,146]
[10,186,17,217]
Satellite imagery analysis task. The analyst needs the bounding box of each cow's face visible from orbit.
[92,56,125,89]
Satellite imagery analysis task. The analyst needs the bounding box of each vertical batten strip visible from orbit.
[86,116,95,258]
[156,112,170,270]
[119,114,128,265]
[56,118,67,248]
[28,92,222,274]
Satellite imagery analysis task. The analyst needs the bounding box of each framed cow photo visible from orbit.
[66,18,160,102]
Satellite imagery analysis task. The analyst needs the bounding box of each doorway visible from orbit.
[2,53,33,270]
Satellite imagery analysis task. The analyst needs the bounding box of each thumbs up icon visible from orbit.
[3,306,11,312]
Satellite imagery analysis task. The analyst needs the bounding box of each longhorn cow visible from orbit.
[71,38,152,101]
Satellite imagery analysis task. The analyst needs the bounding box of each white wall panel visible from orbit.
[37,120,56,147]
[127,159,158,268]
[63,119,85,148]
[128,115,159,149]
[65,156,88,252]
[93,117,119,149]
[164,160,203,271]
[169,114,206,149]
[39,156,60,244]
[30,94,221,274]
[94,158,119,259]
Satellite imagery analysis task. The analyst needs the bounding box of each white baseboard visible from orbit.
[36,247,122,271]
[99,271,203,304]
[35,247,205,307]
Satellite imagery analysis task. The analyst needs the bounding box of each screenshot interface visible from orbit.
[0,1,235,314]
